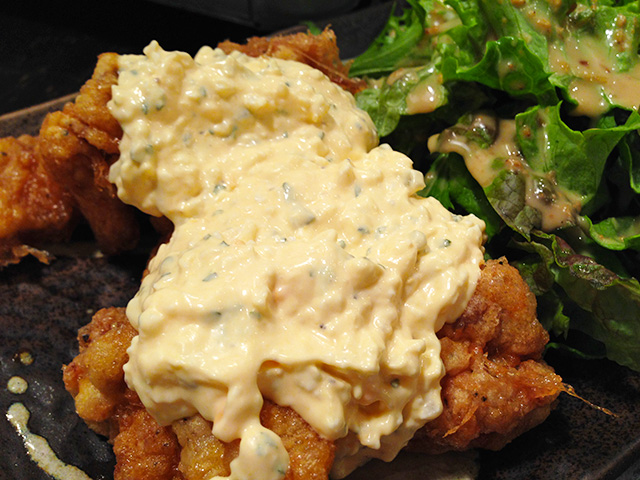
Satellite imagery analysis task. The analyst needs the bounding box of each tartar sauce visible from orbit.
[108,41,485,479]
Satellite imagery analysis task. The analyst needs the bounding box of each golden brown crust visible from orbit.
[113,404,184,480]
[172,402,335,480]
[410,258,563,453]
[63,308,335,480]
[34,29,563,476]
[0,241,54,267]
[218,28,367,95]
[62,307,137,436]
[2,29,368,265]
[172,415,239,479]
[61,52,123,155]
[0,53,139,263]
[63,258,562,477]
[37,53,139,255]
[260,401,335,480]
[0,135,76,265]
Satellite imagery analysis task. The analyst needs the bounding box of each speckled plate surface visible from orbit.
[2,116,640,480]
[2,6,640,478]
[2,232,640,480]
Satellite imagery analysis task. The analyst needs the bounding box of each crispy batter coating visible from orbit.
[0,53,139,264]
[63,259,562,478]
[218,28,366,95]
[173,401,334,480]
[59,53,123,155]
[62,307,138,436]
[37,53,139,255]
[8,29,561,475]
[63,308,183,479]
[0,135,76,266]
[172,415,239,480]
[409,258,563,453]
[113,400,184,480]
[2,29,365,266]
[63,308,335,480]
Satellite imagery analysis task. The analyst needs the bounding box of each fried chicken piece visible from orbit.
[113,397,184,480]
[260,401,335,480]
[171,415,238,479]
[173,401,335,480]
[409,258,564,453]
[62,307,138,436]
[63,258,562,478]
[37,53,139,255]
[3,30,361,266]
[63,308,184,479]
[0,135,76,266]
[63,308,335,480]
[218,28,367,95]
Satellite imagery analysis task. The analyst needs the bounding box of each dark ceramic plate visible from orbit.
[2,252,640,480]
[2,5,640,479]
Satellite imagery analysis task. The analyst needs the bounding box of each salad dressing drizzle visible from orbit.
[428,115,581,232]
[548,34,640,117]
[6,402,93,480]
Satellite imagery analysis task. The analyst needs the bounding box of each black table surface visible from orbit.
[0,0,267,116]
[0,0,393,116]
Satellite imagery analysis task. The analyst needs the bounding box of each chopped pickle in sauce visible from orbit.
[108,42,485,479]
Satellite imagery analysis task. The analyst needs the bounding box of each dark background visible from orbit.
[0,0,263,115]
[0,0,390,116]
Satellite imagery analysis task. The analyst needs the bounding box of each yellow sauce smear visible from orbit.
[7,376,28,395]
[6,403,93,480]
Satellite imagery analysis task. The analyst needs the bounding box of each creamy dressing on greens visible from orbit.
[512,0,640,118]
[380,67,445,116]
[549,34,640,117]
[429,115,581,231]
[109,42,485,480]
[405,74,445,115]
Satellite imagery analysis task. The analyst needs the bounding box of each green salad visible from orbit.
[349,0,640,371]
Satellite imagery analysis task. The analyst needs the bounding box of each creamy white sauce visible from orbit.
[109,42,485,480]
[6,354,92,480]
[7,403,93,480]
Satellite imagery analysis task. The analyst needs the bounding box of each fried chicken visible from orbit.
[1,29,367,267]
[0,134,76,265]
[63,259,562,479]
[0,53,139,266]
[64,308,334,480]
[3,25,562,477]
[409,258,563,453]
[172,401,335,480]
[37,53,139,256]
[218,27,367,95]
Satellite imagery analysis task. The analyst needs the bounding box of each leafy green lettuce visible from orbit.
[351,0,640,371]
[516,233,640,370]
[354,0,640,133]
